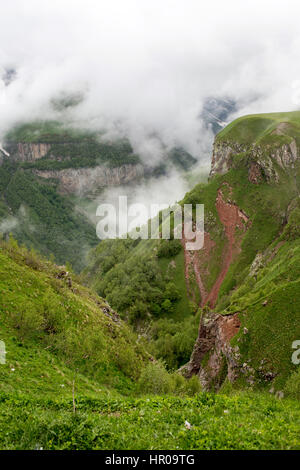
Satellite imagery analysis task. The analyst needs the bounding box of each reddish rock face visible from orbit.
[219,313,241,343]
[180,311,241,390]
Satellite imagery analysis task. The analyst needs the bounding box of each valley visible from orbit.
[0,112,300,450]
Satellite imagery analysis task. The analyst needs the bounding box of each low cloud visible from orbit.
[0,215,19,234]
[1,0,300,165]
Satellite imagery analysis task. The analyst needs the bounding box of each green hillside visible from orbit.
[0,121,198,271]
[1,112,300,450]
[0,160,98,272]
[216,110,300,145]
[0,236,299,450]
[0,237,148,391]
[84,112,300,395]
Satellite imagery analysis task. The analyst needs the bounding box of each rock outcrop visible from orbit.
[2,141,145,195]
[34,163,144,195]
[210,139,299,182]
[6,142,52,162]
[181,311,241,390]
[210,141,246,177]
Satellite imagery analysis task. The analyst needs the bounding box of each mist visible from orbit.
[1,0,300,232]
[1,1,300,160]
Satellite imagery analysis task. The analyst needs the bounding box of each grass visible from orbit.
[0,392,299,450]
[1,112,300,450]
[0,238,147,391]
[216,111,300,145]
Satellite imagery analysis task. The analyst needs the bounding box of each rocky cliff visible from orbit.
[34,163,144,195]
[3,141,144,195]
[210,139,298,182]
[181,312,241,390]
[6,142,52,162]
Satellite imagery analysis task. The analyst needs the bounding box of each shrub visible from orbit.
[157,239,182,258]
[42,290,66,334]
[137,360,201,397]
[128,301,148,323]
[185,375,202,396]
[137,361,174,395]
[24,248,44,271]
[164,282,181,302]
[149,313,200,369]
[161,299,173,314]
[9,304,43,340]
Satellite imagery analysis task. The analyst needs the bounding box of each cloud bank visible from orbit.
[1,0,300,164]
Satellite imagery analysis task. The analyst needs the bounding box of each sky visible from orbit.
[1,0,300,164]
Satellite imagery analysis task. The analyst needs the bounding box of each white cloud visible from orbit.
[0,0,300,163]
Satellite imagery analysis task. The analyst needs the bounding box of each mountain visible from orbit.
[0,121,198,271]
[201,96,237,134]
[84,111,300,396]
[0,67,16,86]
[0,95,234,272]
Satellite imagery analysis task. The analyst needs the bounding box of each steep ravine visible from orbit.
[180,183,249,390]
[182,183,249,308]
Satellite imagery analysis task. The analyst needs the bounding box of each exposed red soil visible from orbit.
[203,185,249,307]
[218,313,241,343]
[182,183,249,309]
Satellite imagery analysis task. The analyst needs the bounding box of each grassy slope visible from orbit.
[1,392,299,450]
[0,238,147,393]
[216,111,300,145]
[0,237,299,450]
